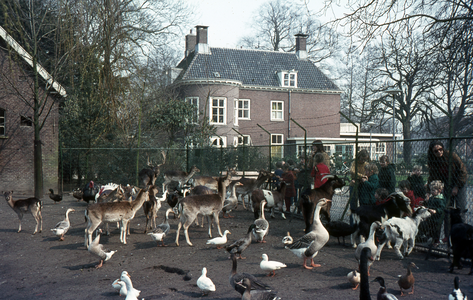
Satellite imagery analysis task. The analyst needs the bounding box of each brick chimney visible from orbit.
[195,25,210,54]
[295,33,308,60]
[185,29,196,57]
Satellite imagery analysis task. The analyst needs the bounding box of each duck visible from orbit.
[347,270,361,290]
[51,208,75,241]
[197,267,216,296]
[72,188,83,202]
[112,279,127,296]
[260,253,287,277]
[325,220,356,246]
[120,271,141,300]
[449,276,467,300]
[283,198,331,269]
[206,229,231,249]
[226,224,255,259]
[373,277,398,300]
[87,230,117,269]
[253,200,269,243]
[355,221,382,276]
[360,248,372,300]
[147,208,172,247]
[49,189,62,204]
[398,262,418,296]
[222,182,243,218]
[230,253,272,295]
[237,278,281,300]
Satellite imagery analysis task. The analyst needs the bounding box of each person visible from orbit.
[349,149,370,210]
[422,180,446,244]
[378,155,396,194]
[399,180,423,210]
[281,165,296,213]
[273,161,285,188]
[374,187,389,205]
[427,141,467,210]
[407,165,426,201]
[309,140,331,172]
[358,163,379,206]
[311,153,330,189]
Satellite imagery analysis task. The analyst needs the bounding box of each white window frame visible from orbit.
[271,101,284,121]
[237,99,250,120]
[278,71,298,87]
[234,135,251,146]
[375,142,386,153]
[210,136,227,147]
[209,97,227,125]
[271,134,284,158]
[185,97,199,124]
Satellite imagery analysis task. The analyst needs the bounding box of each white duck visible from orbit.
[147,208,172,247]
[51,208,75,241]
[222,182,243,218]
[206,229,231,249]
[120,271,141,300]
[112,279,127,296]
[355,221,382,276]
[253,200,269,243]
[196,267,216,296]
[87,230,117,269]
[260,253,287,277]
[347,270,361,290]
[283,198,331,269]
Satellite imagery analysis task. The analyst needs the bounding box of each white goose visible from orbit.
[196,267,216,296]
[87,230,117,269]
[147,208,173,247]
[51,208,75,241]
[253,200,269,243]
[120,271,141,300]
[112,279,127,296]
[283,198,331,269]
[260,253,287,277]
[206,229,231,249]
[355,221,382,276]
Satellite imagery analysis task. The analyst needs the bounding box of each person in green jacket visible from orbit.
[378,155,396,194]
[422,180,446,244]
[358,163,379,206]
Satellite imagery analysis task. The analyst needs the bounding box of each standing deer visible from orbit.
[139,151,166,187]
[175,175,232,246]
[84,188,149,246]
[192,168,236,192]
[3,191,42,234]
[143,185,168,233]
[235,170,273,210]
[162,165,200,191]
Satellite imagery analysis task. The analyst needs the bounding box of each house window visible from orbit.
[278,71,297,87]
[210,97,226,124]
[237,99,250,120]
[335,145,353,159]
[271,134,284,158]
[210,136,226,147]
[235,135,251,146]
[0,109,5,136]
[185,97,199,124]
[20,116,32,127]
[376,142,386,153]
[271,101,284,121]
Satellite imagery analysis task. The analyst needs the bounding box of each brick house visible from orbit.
[0,26,66,194]
[170,26,342,158]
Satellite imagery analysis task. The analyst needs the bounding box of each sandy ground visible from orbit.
[0,193,472,300]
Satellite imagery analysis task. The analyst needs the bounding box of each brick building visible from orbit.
[0,26,66,194]
[170,26,342,158]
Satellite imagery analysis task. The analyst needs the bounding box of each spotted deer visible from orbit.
[138,151,166,187]
[3,191,42,234]
[162,165,200,191]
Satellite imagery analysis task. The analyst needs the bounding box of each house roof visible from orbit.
[175,47,340,92]
[0,25,67,97]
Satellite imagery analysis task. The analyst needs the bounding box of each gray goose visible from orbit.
[237,278,280,300]
[253,200,269,243]
[226,224,256,259]
[147,208,172,246]
[51,208,75,241]
[87,230,117,268]
[230,253,271,295]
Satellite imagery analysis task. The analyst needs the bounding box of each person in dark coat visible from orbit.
[358,163,379,206]
[378,155,396,194]
[282,166,296,213]
[407,165,426,200]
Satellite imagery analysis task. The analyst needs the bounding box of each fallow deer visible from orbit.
[138,151,166,187]
[143,185,168,233]
[162,165,200,192]
[175,175,232,246]
[235,170,273,210]
[84,187,149,246]
[3,191,42,234]
[192,168,236,192]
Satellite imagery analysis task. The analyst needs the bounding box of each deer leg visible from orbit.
[16,212,23,233]
[183,219,194,247]
[213,212,222,237]
[175,221,182,246]
[120,221,128,244]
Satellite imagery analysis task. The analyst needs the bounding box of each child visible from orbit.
[399,180,423,210]
[407,165,426,200]
[378,155,396,194]
[423,180,446,244]
[358,163,379,206]
[375,187,389,205]
[311,153,330,189]
[282,165,296,213]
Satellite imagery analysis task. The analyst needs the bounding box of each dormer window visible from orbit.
[278,70,297,87]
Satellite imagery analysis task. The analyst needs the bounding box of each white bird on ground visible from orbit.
[260,253,287,277]
[120,271,141,300]
[51,208,75,241]
[206,229,231,249]
[87,229,117,269]
[197,267,216,296]
[112,279,127,296]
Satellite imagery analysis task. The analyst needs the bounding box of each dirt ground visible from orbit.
[1,193,472,300]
